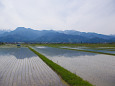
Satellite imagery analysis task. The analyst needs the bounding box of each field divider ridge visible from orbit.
[28,46,93,86]
[60,47,115,56]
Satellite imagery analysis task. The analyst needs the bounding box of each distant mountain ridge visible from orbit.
[0,27,115,43]
[58,30,114,39]
[0,30,10,35]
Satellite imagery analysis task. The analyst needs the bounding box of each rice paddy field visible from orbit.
[0,43,115,86]
[0,47,66,86]
[61,46,115,54]
[32,45,115,86]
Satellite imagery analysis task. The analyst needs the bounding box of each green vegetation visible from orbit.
[27,43,115,48]
[29,47,93,86]
[28,43,115,56]
[108,49,115,51]
[0,42,4,45]
[2,43,115,48]
[85,47,115,50]
[61,48,115,56]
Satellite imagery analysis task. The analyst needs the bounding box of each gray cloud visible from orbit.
[0,0,115,34]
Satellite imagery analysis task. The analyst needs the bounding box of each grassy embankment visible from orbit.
[61,48,115,56]
[28,43,115,56]
[27,43,115,48]
[29,43,115,56]
[28,47,93,86]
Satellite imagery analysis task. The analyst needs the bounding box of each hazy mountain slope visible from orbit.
[0,27,115,43]
[59,30,114,39]
[0,30,9,35]
[34,32,88,43]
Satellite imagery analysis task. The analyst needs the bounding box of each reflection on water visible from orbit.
[34,47,97,58]
[61,47,115,54]
[37,46,48,48]
[34,46,115,86]
[0,48,36,59]
[0,47,66,86]
[85,49,115,54]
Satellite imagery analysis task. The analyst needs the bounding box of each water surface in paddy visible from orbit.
[61,46,115,54]
[0,47,66,86]
[34,46,115,86]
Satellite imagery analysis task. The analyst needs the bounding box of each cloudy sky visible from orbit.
[0,0,115,34]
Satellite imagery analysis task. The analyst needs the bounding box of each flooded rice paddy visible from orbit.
[33,46,115,86]
[0,47,66,86]
[61,46,115,54]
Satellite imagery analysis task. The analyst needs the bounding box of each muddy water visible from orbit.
[0,47,66,86]
[34,47,115,86]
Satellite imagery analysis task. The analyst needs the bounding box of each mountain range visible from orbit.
[0,27,115,43]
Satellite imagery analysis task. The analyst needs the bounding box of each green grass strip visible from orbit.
[61,48,115,56]
[28,43,115,48]
[28,47,93,86]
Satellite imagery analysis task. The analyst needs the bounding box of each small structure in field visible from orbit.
[17,44,21,47]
